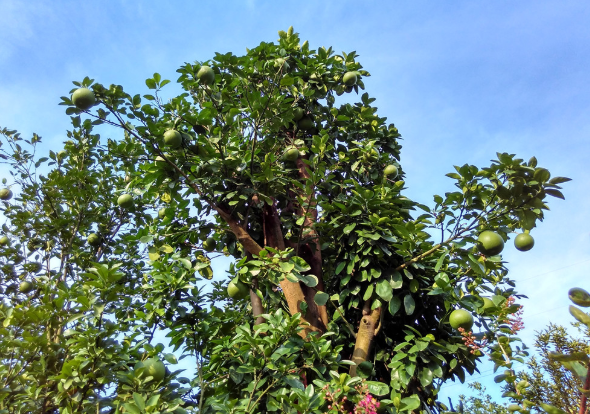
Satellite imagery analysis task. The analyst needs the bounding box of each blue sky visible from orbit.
[1,0,590,404]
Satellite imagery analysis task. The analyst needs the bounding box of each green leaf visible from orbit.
[548,351,589,363]
[366,381,390,396]
[335,262,346,275]
[123,403,141,414]
[357,361,373,379]
[399,395,421,411]
[284,375,304,390]
[314,291,329,306]
[133,393,146,411]
[404,295,415,315]
[569,287,590,307]
[434,252,446,272]
[539,403,569,414]
[545,189,565,199]
[363,284,374,301]
[389,297,401,315]
[376,279,393,301]
[418,367,434,387]
[343,223,356,234]
[390,270,403,289]
[569,305,590,327]
[279,262,295,273]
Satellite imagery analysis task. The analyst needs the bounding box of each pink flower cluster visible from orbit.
[322,381,380,414]
[353,393,380,414]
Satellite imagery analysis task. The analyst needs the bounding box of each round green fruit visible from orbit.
[117,194,134,209]
[292,107,305,121]
[71,88,96,110]
[297,117,315,131]
[0,188,13,200]
[135,358,166,382]
[383,164,398,178]
[202,237,217,252]
[19,281,35,294]
[87,233,101,246]
[227,281,249,300]
[342,71,358,86]
[283,147,299,162]
[163,130,182,149]
[158,207,170,219]
[0,236,10,246]
[477,230,504,256]
[514,233,534,252]
[197,66,216,85]
[449,309,474,331]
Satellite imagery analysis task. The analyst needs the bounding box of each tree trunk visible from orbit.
[263,204,325,336]
[350,301,381,376]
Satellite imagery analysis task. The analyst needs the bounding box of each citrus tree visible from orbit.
[0,28,570,414]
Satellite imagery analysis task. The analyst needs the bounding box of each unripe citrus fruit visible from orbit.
[72,88,96,110]
[87,233,101,246]
[477,231,504,256]
[0,188,13,200]
[514,233,534,252]
[158,207,172,219]
[117,194,134,209]
[135,358,166,382]
[449,309,474,331]
[383,165,398,178]
[342,71,358,86]
[19,281,35,294]
[0,236,10,246]
[283,147,299,162]
[163,130,182,149]
[203,237,217,252]
[293,107,305,121]
[297,117,314,131]
[197,66,215,85]
[227,281,249,299]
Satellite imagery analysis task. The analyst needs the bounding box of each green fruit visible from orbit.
[163,130,182,148]
[158,207,168,219]
[449,309,474,331]
[117,194,134,209]
[283,147,299,162]
[19,281,35,294]
[0,188,13,200]
[197,66,216,85]
[227,281,249,299]
[297,117,314,131]
[71,88,96,110]
[87,233,101,246]
[135,358,166,382]
[514,233,534,252]
[477,230,504,256]
[292,107,305,121]
[342,71,358,86]
[203,237,217,252]
[0,236,10,246]
[383,164,398,178]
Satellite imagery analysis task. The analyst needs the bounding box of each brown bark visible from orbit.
[293,157,329,328]
[263,204,326,336]
[579,363,590,414]
[349,301,382,377]
[249,277,266,326]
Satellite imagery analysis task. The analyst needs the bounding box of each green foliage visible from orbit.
[0,28,570,413]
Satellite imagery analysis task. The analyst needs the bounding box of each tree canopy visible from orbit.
[0,27,570,414]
